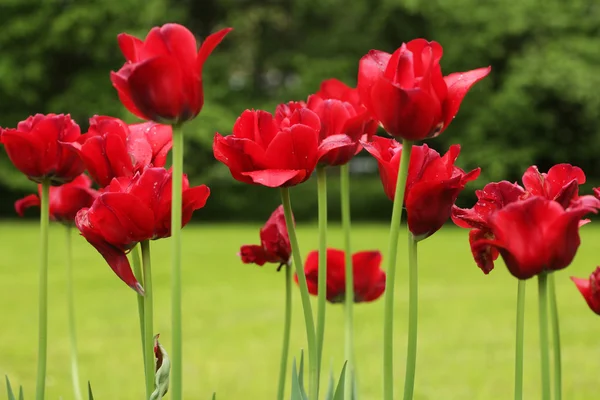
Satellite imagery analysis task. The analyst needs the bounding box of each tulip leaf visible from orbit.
[290,359,304,400]
[150,335,171,400]
[88,381,94,400]
[332,362,348,400]
[297,350,307,399]
[6,376,16,400]
[18,386,24,400]
[211,393,216,400]
[324,365,335,400]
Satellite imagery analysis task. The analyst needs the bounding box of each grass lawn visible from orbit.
[0,220,599,399]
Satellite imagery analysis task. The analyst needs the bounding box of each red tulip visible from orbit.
[316,78,362,107]
[363,136,479,239]
[451,181,528,273]
[65,116,172,187]
[357,39,491,141]
[0,114,84,185]
[111,23,232,124]
[213,108,348,187]
[471,196,597,279]
[239,205,291,267]
[571,267,600,315]
[594,187,600,199]
[15,174,99,224]
[75,167,210,292]
[522,164,586,208]
[296,248,385,303]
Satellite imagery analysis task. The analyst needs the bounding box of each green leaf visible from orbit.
[211,392,216,400]
[297,350,307,399]
[324,365,335,400]
[88,381,94,400]
[290,359,303,400]
[149,335,171,400]
[6,376,16,400]
[18,386,24,400]
[332,362,348,400]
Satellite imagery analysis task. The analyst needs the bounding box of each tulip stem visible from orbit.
[548,273,562,400]
[35,179,50,400]
[141,240,155,399]
[316,165,328,393]
[131,245,146,369]
[402,233,419,400]
[383,139,413,400]
[538,272,551,400]
[276,263,293,400]
[341,163,355,400]
[65,226,83,400]
[171,124,184,400]
[514,279,526,400]
[280,187,317,400]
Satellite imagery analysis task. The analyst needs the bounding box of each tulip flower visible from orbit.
[316,78,362,107]
[357,39,490,141]
[15,174,98,224]
[65,116,172,187]
[111,23,232,124]
[213,108,348,188]
[571,267,600,315]
[297,248,385,303]
[0,114,85,185]
[522,164,587,208]
[75,167,210,292]
[471,196,597,280]
[240,205,292,267]
[363,136,479,239]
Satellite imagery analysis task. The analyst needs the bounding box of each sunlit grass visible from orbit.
[0,221,598,399]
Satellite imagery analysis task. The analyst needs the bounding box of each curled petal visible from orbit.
[15,194,41,217]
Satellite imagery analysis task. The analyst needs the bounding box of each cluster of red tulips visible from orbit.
[1,21,599,400]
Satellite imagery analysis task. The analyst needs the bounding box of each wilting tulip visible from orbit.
[0,114,84,185]
[471,196,597,280]
[111,23,232,124]
[75,167,210,292]
[571,267,600,315]
[297,248,385,303]
[65,116,172,187]
[240,205,291,267]
[357,39,490,141]
[15,174,98,224]
[213,108,348,188]
[363,136,479,239]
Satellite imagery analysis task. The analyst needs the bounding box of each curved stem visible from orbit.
[276,263,293,400]
[316,165,328,392]
[280,187,318,400]
[65,226,83,400]
[383,139,413,400]
[340,164,354,400]
[130,245,146,369]
[514,280,526,400]
[548,273,562,400]
[538,272,551,400]
[170,124,184,400]
[402,234,418,400]
[35,179,50,400]
[141,240,155,398]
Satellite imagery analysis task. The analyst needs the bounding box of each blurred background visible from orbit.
[1,0,600,221]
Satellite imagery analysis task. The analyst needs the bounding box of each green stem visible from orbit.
[141,240,155,398]
[35,179,50,400]
[548,273,562,400]
[280,187,318,400]
[538,272,551,400]
[402,234,418,400]
[340,164,354,400]
[316,166,328,392]
[276,263,293,400]
[383,139,413,400]
[131,245,146,369]
[65,226,83,400]
[514,280,526,400]
[171,124,184,400]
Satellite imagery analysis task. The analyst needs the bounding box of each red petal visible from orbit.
[241,169,304,188]
[265,124,319,172]
[357,50,391,118]
[197,27,233,75]
[352,250,385,302]
[128,122,173,169]
[232,109,278,147]
[442,66,491,130]
[110,69,149,120]
[212,133,268,184]
[239,245,270,266]
[15,194,41,217]
[117,33,144,62]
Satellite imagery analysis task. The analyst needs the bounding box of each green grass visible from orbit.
[0,221,599,399]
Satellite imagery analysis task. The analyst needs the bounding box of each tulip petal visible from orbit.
[239,245,270,266]
[110,69,149,121]
[241,169,304,188]
[352,250,385,302]
[357,50,392,116]
[181,184,210,226]
[265,124,319,172]
[212,134,268,184]
[232,109,278,147]
[197,27,233,75]
[117,33,145,62]
[15,194,41,217]
[442,66,491,129]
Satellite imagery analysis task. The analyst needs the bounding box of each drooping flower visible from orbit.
[15,174,99,224]
[75,167,210,292]
[111,23,232,124]
[571,267,600,315]
[213,108,347,188]
[471,196,597,280]
[240,205,291,267]
[357,39,490,140]
[296,248,385,303]
[0,114,85,185]
[65,116,172,187]
[363,136,480,239]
